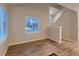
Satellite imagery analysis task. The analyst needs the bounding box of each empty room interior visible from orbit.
[0,3,79,56]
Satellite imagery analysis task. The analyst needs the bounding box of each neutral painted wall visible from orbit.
[47,26,62,43]
[8,6,48,45]
[54,10,78,42]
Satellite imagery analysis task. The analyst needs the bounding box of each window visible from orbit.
[0,7,8,39]
[24,17,39,32]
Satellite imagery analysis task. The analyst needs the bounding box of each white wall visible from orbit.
[54,10,77,42]
[8,5,48,45]
[47,26,62,43]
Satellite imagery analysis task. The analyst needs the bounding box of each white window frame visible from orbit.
[24,17,40,33]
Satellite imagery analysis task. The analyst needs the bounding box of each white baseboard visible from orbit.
[62,38,76,43]
[9,37,47,46]
[4,46,8,56]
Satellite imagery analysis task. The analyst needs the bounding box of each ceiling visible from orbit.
[8,3,79,11]
[8,3,64,13]
[8,3,51,13]
[59,3,79,11]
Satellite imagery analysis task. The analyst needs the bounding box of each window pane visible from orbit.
[24,17,39,32]
[0,8,3,38]
[0,7,8,39]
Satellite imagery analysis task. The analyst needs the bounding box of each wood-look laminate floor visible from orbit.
[6,39,77,56]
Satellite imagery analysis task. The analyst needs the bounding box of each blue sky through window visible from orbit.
[0,7,7,39]
[0,7,4,39]
[24,17,39,32]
